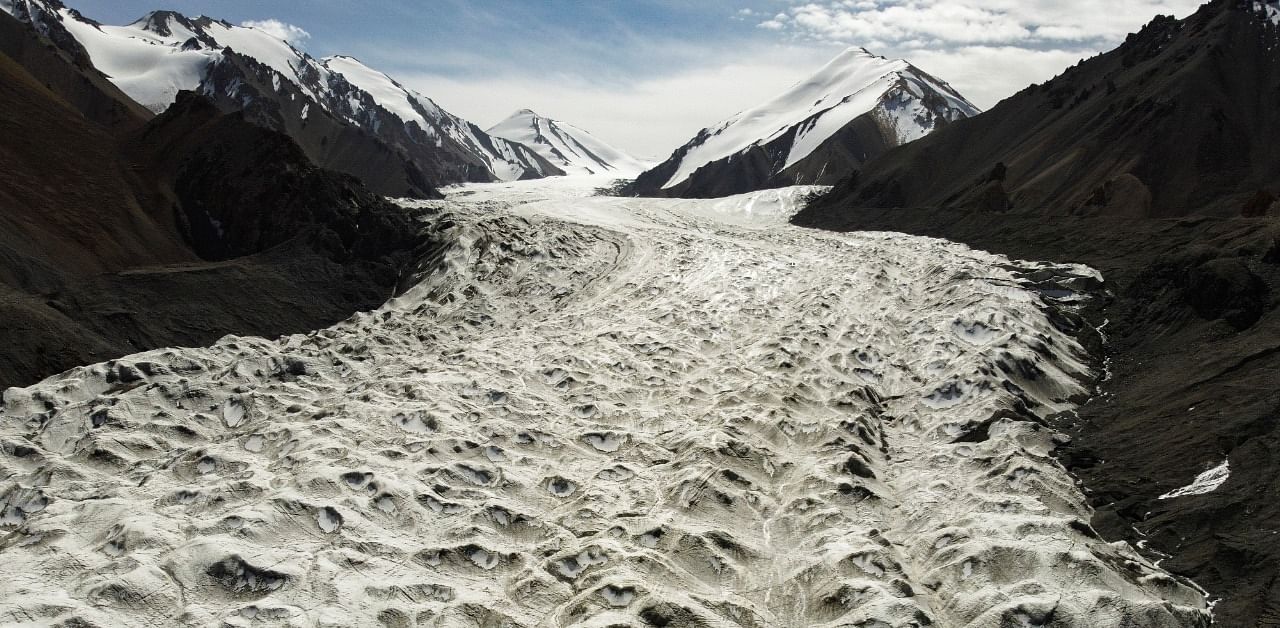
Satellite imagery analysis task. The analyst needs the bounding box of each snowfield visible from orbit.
[0,178,1208,627]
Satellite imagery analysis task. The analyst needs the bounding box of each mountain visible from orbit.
[795,2,1280,625]
[0,6,432,390]
[487,109,647,176]
[624,47,978,198]
[0,0,563,197]
[800,4,1280,217]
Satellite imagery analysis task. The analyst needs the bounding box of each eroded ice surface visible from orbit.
[0,178,1208,626]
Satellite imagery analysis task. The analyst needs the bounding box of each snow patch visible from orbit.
[1159,459,1230,499]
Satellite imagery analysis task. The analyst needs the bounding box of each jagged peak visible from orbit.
[1,0,70,23]
[132,10,231,38]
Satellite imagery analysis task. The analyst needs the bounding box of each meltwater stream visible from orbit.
[0,179,1208,627]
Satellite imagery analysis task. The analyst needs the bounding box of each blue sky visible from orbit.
[71,0,1204,158]
[72,1,780,83]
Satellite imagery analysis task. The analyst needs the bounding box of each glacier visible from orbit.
[0,178,1209,627]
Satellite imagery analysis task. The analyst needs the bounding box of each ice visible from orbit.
[1159,459,1231,499]
[0,176,1208,626]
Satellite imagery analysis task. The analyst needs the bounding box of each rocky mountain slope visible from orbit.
[487,109,646,176]
[624,47,978,198]
[1,0,563,197]
[0,8,434,390]
[795,1,1280,624]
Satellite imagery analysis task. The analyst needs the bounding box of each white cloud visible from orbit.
[241,19,311,45]
[761,1,1203,47]
[397,46,835,160]
[906,46,1089,109]
[366,1,1205,161]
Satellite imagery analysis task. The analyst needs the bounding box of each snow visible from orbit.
[48,9,327,112]
[198,20,319,97]
[0,177,1209,626]
[322,55,431,131]
[56,12,218,112]
[321,57,552,182]
[488,109,648,176]
[1159,459,1231,499]
[660,47,978,190]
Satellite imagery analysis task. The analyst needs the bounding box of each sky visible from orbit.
[74,0,1205,160]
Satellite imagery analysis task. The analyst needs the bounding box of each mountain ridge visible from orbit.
[0,0,564,196]
[487,108,646,176]
[624,46,979,198]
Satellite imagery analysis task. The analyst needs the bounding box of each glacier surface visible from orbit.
[0,178,1208,627]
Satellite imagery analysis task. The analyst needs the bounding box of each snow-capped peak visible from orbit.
[657,46,979,190]
[487,109,646,176]
[318,55,557,182]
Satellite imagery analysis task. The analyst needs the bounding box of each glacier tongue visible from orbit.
[0,178,1207,626]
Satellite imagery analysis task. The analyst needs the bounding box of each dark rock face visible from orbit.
[0,8,150,132]
[1182,257,1268,329]
[793,3,1280,624]
[0,11,434,391]
[137,91,424,263]
[196,51,445,200]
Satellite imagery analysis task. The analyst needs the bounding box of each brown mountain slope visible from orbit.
[794,1,1280,625]
[0,10,434,390]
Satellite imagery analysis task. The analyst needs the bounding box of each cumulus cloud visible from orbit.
[241,19,311,45]
[907,46,1091,108]
[741,0,1205,111]
[759,0,1203,48]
